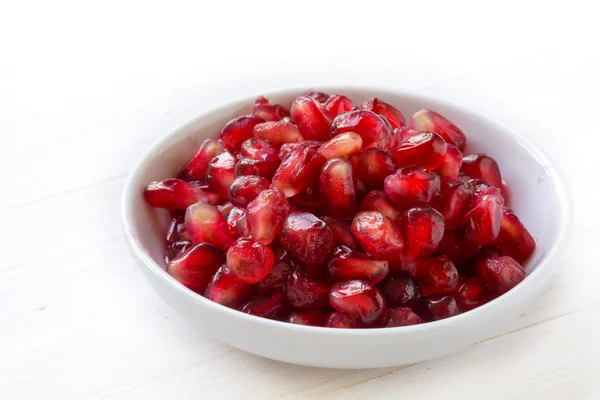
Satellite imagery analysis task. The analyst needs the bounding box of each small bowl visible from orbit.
[122,86,571,369]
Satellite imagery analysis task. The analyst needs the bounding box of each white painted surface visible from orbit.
[1,0,599,398]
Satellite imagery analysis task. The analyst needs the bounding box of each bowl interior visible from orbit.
[124,86,569,288]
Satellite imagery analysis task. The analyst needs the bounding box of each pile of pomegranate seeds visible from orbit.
[144,90,536,328]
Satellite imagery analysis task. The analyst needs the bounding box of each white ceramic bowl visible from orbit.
[122,87,571,369]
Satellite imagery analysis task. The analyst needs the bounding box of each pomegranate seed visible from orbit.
[494,209,536,263]
[398,206,445,262]
[253,120,304,145]
[327,245,389,284]
[382,307,423,327]
[188,181,221,205]
[325,311,359,328]
[256,259,294,293]
[456,277,488,310]
[226,237,275,284]
[234,157,279,179]
[352,148,397,190]
[270,239,289,262]
[305,90,330,103]
[324,94,353,117]
[378,273,422,308]
[322,216,360,248]
[252,96,290,121]
[351,211,404,261]
[329,280,386,325]
[461,154,503,189]
[166,215,190,242]
[246,188,290,245]
[228,175,271,208]
[359,190,402,220]
[226,207,245,237]
[278,140,321,160]
[285,268,331,308]
[240,290,286,319]
[461,186,504,246]
[393,131,447,170]
[167,243,225,292]
[143,178,207,210]
[422,295,460,321]
[220,115,265,151]
[240,138,279,161]
[331,110,392,149]
[475,256,526,295]
[218,201,235,217]
[272,142,326,197]
[287,309,326,326]
[438,179,474,231]
[414,256,460,296]
[318,132,363,160]
[384,166,441,208]
[290,95,333,141]
[280,212,334,264]
[236,212,249,237]
[435,231,479,268]
[319,157,357,218]
[205,265,252,308]
[435,145,463,181]
[165,240,192,265]
[410,109,466,151]
[185,202,235,249]
[206,150,238,199]
[359,98,406,130]
[179,139,222,181]
[289,181,325,211]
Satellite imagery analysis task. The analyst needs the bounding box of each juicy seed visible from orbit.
[475,255,526,295]
[410,109,466,151]
[435,145,463,181]
[185,202,235,249]
[382,307,423,327]
[226,237,275,284]
[234,157,279,179]
[255,259,294,294]
[398,206,445,262]
[351,211,404,261]
[331,110,392,149]
[253,120,304,145]
[280,212,334,264]
[290,95,333,141]
[324,94,353,117]
[414,256,460,296]
[456,277,488,310]
[494,208,536,263]
[378,273,422,308]
[359,98,406,130]
[226,207,245,237]
[246,188,290,245]
[319,157,357,218]
[438,179,474,231]
[240,290,286,319]
[228,175,271,208]
[393,131,448,170]
[460,186,504,246]
[240,138,280,161]
[322,216,360,248]
[179,139,222,181]
[327,245,390,284]
[422,295,460,321]
[206,150,238,199]
[305,90,330,103]
[252,96,290,121]
[352,148,397,190]
[359,190,402,220]
[205,265,253,308]
[143,178,207,210]
[325,311,360,328]
[461,154,503,189]
[329,280,386,325]
[220,115,265,151]
[167,243,225,292]
[384,166,441,208]
[284,268,331,309]
[318,132,363,160]
[286,309,326,326]
[272,142,326,197]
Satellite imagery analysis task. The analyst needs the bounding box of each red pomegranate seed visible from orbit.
[143,178,208,210]
[319,157,357,218]
[240,290,286,319]
[456,277,488,310]
[252,96,290,121]
[318,132,363,160]
[398,206,445,262]
[246,188,290,245]
[236,212,249,237]
[461,186,504,246]
[226,237,275,284]
[384,166,441,208]
[351,211,404,261]
[475,256,526,295]
[226,207,244,237]
[165,240,192,265]
[410,109,466,151]
[438,179,474,231]
[179,139,222,181]
[382,307,423,327]
[435,144,463,181]
[220,115,265,151]
[322,216,360,248]
[324,94,353,117]
[414,255,460,296]
[240,138,279,161]
[167,243,225,292]
[393,131,447,170]
[287,309,326,326]
[272,142,326,197]
[435,231,479,268]
[256,259,294,293]
[204,265,253,308]
[378,273,422,308]
[290,95,333,141]
[325,311,359,328]
[331,110,392,149]
[166,215,190,242]
[359,190,402,220]
[422,295,460,321]
[206,150,238,199]
[289,181,325,211]
[217,201,235,217]
[280,212,334,264]
[234,157,279,179]
[469,178,492,194]
[329,280,386,325]
[461,154,503,189]
[278,140,321,160]
[494,208,536,263]
[327,245,390,284]
[359,98,406,130]
[305,90,330,103]
[185,202,235,249]
[228,175,271,208]
[352,148,397,190]
[285,268,331,308]
[188,181,221,205]
[253,120,304,145]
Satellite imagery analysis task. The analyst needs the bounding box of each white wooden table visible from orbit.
[1,2,599,398]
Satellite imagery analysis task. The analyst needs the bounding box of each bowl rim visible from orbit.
[122,85,572,337]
